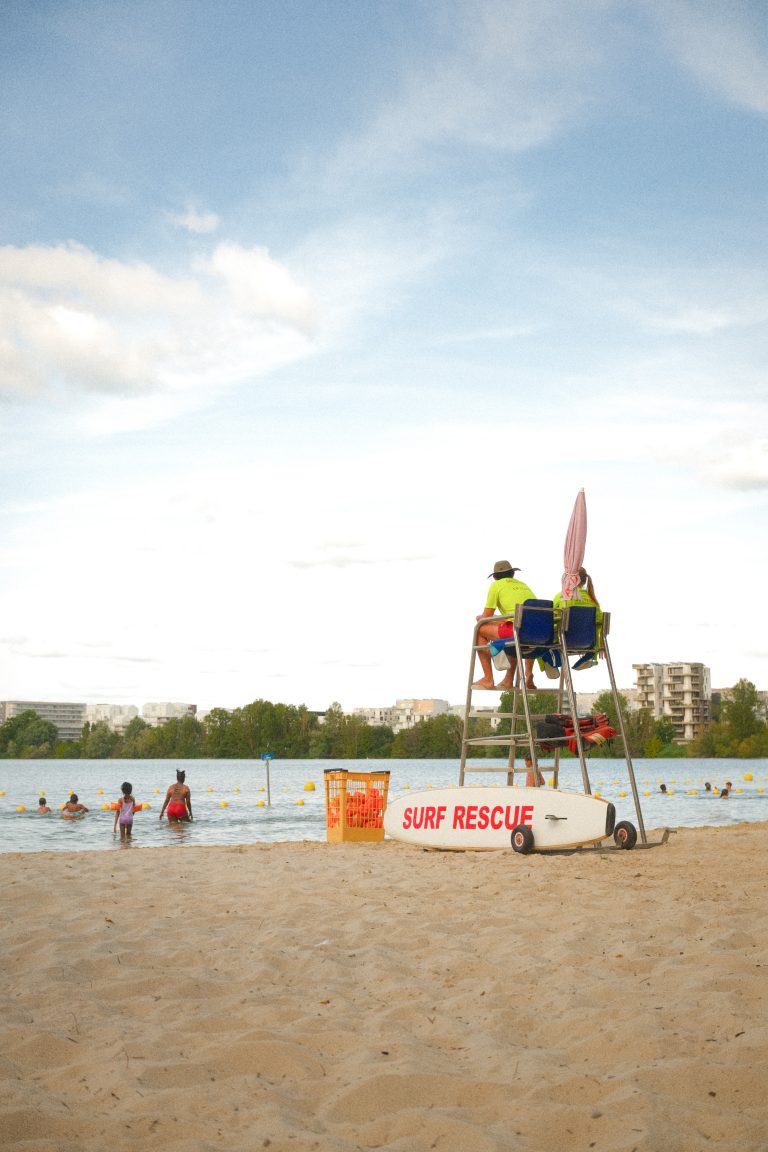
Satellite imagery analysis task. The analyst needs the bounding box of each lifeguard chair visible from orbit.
[458,599,647,847]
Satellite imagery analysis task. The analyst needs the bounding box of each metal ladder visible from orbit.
[458,603,647,843]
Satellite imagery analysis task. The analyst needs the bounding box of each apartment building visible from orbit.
[353,699,450,734]
[85,704,140,733]
[633,662,711,742]
[0,700,87,743]
[142,702,198,727]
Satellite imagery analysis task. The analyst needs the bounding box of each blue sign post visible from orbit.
[261,752,273,805]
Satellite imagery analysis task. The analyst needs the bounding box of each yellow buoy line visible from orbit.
[3,773,768,814]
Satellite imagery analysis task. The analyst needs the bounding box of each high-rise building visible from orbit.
[85,704,140,733]
[632,663,711,742]
[0,700,87,743]
[141,702,197,727]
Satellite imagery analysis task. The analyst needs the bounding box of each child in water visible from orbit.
[37,797,52,814]
[62,794,88,818]
[113,781,136,840]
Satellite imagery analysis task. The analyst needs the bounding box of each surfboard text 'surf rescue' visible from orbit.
[401,803,534,832]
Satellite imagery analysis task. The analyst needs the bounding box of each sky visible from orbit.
[1,0,766,715]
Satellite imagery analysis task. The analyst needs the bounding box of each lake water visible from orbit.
[1,757,766,854]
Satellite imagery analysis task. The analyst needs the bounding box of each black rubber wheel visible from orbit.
[613,820,637,850]
[511,824,535,854]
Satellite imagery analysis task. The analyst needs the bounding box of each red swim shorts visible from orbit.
[497,621,515,639]
[166,802,187,820]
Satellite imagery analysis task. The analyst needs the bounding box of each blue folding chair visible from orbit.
[561,605,598,670]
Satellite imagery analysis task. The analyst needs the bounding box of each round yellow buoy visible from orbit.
[644,791,651,797]
[39,789,46,796]
[101,803,110,811]
[296,799,305,806]
[257,799,265,807]
[735,788,743,794]
[0,790,5,796]
[688,789,697,795]
[303,781,316,791]
[143,803,151,810]
[258,786,265,793]
[219,800,228,808]
[96,789,103,795]
[594,791,601,798]
[744,773,753,782]
[16,805,26,812]
[233,787,240,793]
[207,787,214,793]
[403,784,410,789]
[619,791,626,798]
[153,788,160,794]
[757,788,764,794]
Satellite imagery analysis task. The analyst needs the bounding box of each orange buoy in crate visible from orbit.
[324,770,390,842]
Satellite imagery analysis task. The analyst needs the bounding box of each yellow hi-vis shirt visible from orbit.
[485,578,536,617]
[553,587,603,624]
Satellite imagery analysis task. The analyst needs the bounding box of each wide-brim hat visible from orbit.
[488,560,519,577]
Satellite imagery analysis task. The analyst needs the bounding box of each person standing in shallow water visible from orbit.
[113,781,136,841]
[160,770,193,822]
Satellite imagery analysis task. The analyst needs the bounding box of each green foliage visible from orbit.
[309,704,392,758]
[721,679,761,742]
[2,679,766,759]
[81,720,120,759]
[690,679,768,757]
[390,714,463,758]
[0,710,59,758]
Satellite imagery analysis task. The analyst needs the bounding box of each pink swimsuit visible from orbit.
[118,798,134,827]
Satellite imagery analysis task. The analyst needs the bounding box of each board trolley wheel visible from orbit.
[511,825,535,854]
[613,820,637,850]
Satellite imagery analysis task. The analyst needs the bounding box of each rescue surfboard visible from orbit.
[383,785,616,852]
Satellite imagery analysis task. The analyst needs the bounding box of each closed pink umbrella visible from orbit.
[561,488,587,600]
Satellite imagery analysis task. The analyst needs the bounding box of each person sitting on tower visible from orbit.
[473,560,537,691]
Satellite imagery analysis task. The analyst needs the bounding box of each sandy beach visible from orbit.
[1,823,766,1152]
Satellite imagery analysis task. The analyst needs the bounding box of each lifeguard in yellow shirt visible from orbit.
[554,566,602,669]
[473,561,537,691]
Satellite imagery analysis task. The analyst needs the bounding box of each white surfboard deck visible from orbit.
[383,786,615,852]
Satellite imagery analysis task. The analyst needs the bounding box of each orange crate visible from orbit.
[324,770,390,843]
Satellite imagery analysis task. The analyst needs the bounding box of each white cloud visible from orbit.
[0,240,316,419]
[651,0,768,114]
[166,206,221,234]
[331,0,601,177]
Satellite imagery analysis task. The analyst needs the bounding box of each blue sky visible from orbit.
[1,0,766,713]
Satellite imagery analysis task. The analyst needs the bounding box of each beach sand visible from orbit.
[1,823,766,1151]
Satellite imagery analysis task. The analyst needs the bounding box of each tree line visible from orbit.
[0,679,765,759]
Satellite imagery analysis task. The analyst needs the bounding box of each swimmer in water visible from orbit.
[62,793,88,818]
[37,797,52,814]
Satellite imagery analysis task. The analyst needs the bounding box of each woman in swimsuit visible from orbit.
[160,770,193,822]
[113,781,136,841]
